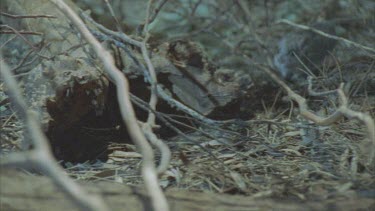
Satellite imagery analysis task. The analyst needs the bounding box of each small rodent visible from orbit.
[273,22,337,81]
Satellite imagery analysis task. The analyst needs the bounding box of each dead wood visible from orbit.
[3,0,109,135]
[1,169,374,211]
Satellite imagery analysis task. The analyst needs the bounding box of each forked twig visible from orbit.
[260,65,375,167]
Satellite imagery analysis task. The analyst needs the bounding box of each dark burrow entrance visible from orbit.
[45,78,182,163]
[45,77,258,163]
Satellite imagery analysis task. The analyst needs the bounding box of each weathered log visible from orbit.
[3,0,109,135]
[2,0,111,161]
[1,169,374,211]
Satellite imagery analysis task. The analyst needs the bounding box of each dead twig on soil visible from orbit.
[259,65,375,167]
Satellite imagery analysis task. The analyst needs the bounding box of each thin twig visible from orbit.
[148,0,168,25]
[103,0,171,174]
[142,0,171,175]
[0,25,38,49]
[142,0,158,125]
[0,12,56,19]
[48,1,169,210]
[278,19,375,54]
[0,30,43,36]
[81,12,142,47]
[0,35,17,49]
[103,0,123,33]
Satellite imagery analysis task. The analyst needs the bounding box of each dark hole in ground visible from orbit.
[45,75,261,163]
[45,78,181,163]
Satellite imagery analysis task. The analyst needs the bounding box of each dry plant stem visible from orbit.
[0,12,56,19]
[104,0,170,173]
[307,77,337,96]
[0,25,37,49]
[48,1,169,210]
[81,12,142,47]
[103,0,123,32]
[0,30,43,35]
[11,49,35,73]
[183,3,235,38]
[335,89,375,165]
[260,66,342,125]
[351,62,374,97]
[0,35,17,49]
[148,0,168,25]
[0,58,109,211]
[156,86,220,124]
[310,80,375,163]
[142,124,171,174]
[142,0,158,126]
[260,66,375,166]
[141,2,172,173]
[143,0,154,35]
[278,19,375,54]
[236,0,266,47]
[141,47,161,121]
[190,0,203,17]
